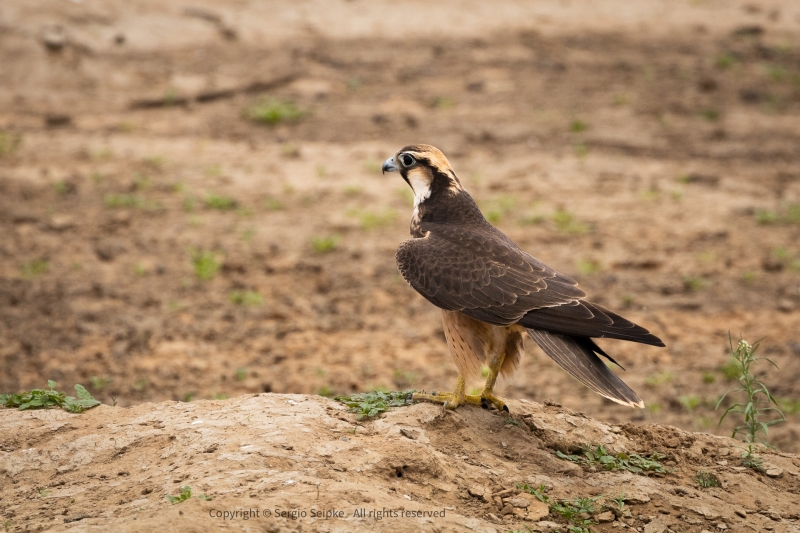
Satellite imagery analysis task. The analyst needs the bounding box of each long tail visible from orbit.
[526,329,644,408]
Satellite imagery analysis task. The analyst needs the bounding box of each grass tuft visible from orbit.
[310,235,339,254]
[334,390,413,419]
[20,260,49,278]
[205,194,238,210]
[245,99,304,125]
[191,250,221,281]
[166,486,211,504]
[229,290,263,306]
[552,209,589,234]
[694,470,720,488]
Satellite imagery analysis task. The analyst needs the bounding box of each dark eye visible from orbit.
[400,154,415,167]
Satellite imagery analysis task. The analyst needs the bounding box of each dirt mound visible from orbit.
[1,395,798,532]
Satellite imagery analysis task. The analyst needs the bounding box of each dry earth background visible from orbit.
[1,0,800,531]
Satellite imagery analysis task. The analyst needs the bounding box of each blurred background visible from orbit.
[1,0,799,451]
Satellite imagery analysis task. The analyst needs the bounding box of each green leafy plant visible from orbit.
[20,260,49,278]
[607,491,631,517]
[229,290,263,306]
[716,336,786,468]
[204,194,238,210]
[570,120,588,132]
[549,495,602,531]
[334,390,413,419]
[166,486,211,504]
[245,99,304,125]
[517,483,549,503]
[0,381,100,413]
[191,250,221,280]
[348,209,397,230]
[0,130,22,156]
[104,194,147,209]
[694,470,720,488]
[556,445,669,474]
[310,235,339,254]
[552,209,589,234]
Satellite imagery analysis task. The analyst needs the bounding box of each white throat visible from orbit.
[409,174,431,207]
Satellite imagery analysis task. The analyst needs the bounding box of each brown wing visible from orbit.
[396,224,663,347]
[395,225,586,326]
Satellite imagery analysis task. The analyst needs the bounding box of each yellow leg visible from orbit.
[413,356,509,412]
[478,353,509,412]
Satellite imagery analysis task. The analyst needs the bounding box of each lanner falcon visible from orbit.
[382,144,664,411]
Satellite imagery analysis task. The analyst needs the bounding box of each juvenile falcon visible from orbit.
[382,144,664,411]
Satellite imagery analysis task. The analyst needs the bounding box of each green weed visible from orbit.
[552,209,589,234]
[517,483,549,503]
[549,495,602,530]
[205,194,238,210]
[700,109,720,121]
[432,96,455,109]
[683,276,706,292]
[576,259,601,276]
[679,394,700,411]
[235,368,248,381]
[755,204,800,225]
[607,491,631,517]
[264,197,284,211]
[570,120,588,132]
[245,99,304,125]
[318,385,335,398]
[20,260,49,278]
[348,209,397,230]
[310,235,339,253]
[645,371,674,387]
[191,250,221,280]
[777,398,800,416]
[0,381,100,413]
[229,290,263,306]
[556,444,669,475]
[694,470,720,488]
[166,486,211,504]
[716,52,738,69]
[334,390,413,419]
[702,372,716,384]
[89,376,111,391]
[0,130,22,156]
[764,64,787,82]
[104,194,144,208]
[716,336,786,467]
[391,370,416,388]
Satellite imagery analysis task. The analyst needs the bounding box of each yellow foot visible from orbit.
[465,392,509,413]
[412,390,465,409]
[412,390,509,412]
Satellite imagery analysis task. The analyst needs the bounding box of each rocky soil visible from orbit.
[2,395,800,533]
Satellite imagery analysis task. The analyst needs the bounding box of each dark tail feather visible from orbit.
[526,329,644,408]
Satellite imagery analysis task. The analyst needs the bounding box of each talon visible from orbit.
[442,401,449,410]
[502,405,509,413]
[480,398,490,409]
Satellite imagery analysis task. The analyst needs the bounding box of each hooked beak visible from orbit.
[382,157,398,174]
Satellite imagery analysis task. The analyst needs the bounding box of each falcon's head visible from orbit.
[383,144,463,207]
